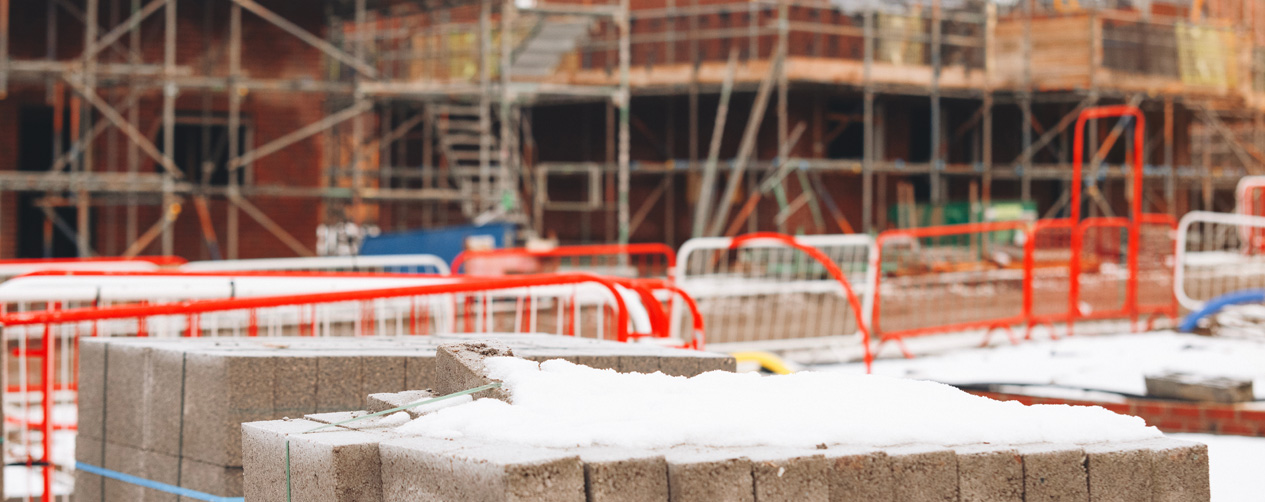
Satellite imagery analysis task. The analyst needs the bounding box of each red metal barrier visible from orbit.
[453,243,677,280]
[730,232,872,373]
[1071,105,1145,335]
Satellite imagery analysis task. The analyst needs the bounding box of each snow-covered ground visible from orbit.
[817,331,1265,400]
[1170,433,1265,502]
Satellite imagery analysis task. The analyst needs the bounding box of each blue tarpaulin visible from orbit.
[359,222,516,266]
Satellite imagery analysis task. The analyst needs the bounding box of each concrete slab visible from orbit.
[433,341,515,401]
[746,450,829,502]
[1016,443,1088,502]
[1144,438,1211,502]
[578,448,669,502]
[954,444,1022,502]
[885,444,958,502]
[180,351,230,466]
[823,446,893,502]
[1083,441,1154,502]
[665,448,755,502]
[379,437,466,501]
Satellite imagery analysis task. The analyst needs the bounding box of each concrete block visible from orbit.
[140,448,181,502]
[380,437,584,502]
[74,436,105,502]
[404,355,435,391]
[578,448,669,502]
[1016,443,1088,502]
[102,442,146,502]
[665,448,755,502]
[954,444,1022,502]
[104,344,150,449]
[362,355,407,396]
[885,444,958,502]
[241,419,324,502]
[1145,372,1254,403]
[1084,441,1154,502]
[183,352,275,467]
[433,341,515,401]
[656,355,703,377]
[569,354,622,372]
[701,355,737,374]
[274,354,318,418]
[747,450,829,502]
[823,446,893,502]
[77,340,108,441]
[1144,438,1211,502]
[142,347,185,456]
[367,390,434,418]
[287,429,387,502]
[181,457,244,499]
[616,355,661,375]
[317,356,364,412]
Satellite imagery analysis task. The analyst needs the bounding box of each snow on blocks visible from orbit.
[75,335,732,502]
[240,340,1211,502]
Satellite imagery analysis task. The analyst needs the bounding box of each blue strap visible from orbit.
[1179,289,1265,332]
[76,462,245,502]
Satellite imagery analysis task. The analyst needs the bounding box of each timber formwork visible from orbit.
[0,0,1263,257]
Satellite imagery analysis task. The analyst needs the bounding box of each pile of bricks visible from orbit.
[75,335,734,501]
[242,341,1211,502]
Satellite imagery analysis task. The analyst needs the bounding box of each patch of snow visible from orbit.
[396,357,1160,449]
[820,331,1265,400]
[1169,433,1265,502]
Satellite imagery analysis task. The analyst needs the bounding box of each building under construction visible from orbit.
[1,0,1263,260]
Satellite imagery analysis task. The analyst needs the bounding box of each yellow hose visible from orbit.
[730,351,795,375]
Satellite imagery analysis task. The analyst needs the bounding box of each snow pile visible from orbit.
[826,332,1265,400]
[396,357,1160,449]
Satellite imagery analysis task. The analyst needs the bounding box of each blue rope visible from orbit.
[76,461,244,502]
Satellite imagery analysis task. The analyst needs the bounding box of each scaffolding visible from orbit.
[0,0,1263,258]
[0,0,631,259]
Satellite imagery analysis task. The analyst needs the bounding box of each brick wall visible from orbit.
[971,390,1265,437]
[0,0,334,260]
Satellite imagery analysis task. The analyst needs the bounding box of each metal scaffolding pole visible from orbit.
[227,0,241,259]
[617,0,631,244]
[862,8,874,233]
[161,0,176,255]
[929,0,942,209]
[78,0,98,256]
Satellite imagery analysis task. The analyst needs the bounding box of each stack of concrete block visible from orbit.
[77,334,735,501]
[246,420,1211,502]
[241,340,1211,502]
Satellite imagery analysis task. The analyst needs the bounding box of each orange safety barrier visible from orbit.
[452,243,677,280]
[873,221,1032,358]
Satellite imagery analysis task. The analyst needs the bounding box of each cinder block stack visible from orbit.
[240,340,1213,502]
[76,334,735,501]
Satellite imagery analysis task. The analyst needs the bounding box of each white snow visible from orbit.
[1170,433,1265,502]
[396,357,1160,449]
[822,331,1265,400]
